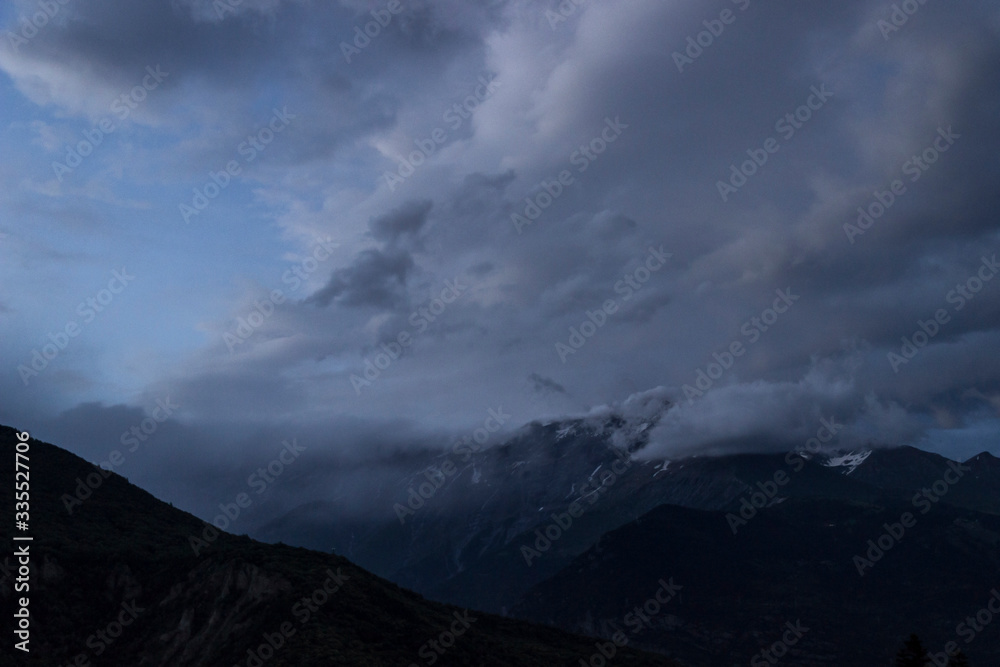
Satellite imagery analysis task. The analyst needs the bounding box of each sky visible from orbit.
[1,0,999,520]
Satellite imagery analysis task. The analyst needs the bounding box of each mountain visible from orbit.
[6,410,998,666]
[838,446,1000,515]
[256,414,685,612]
[258,408,1000,615]
[0,424,680,666]
[513,498,1000,665]
[253,407,1000,665]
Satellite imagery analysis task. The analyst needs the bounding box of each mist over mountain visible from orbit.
[0,425,682,666]
[6,415,998,665]
[247,412,1000,665]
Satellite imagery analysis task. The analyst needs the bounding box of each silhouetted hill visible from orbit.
[0,425,680,666]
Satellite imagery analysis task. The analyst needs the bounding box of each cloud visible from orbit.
[638,360,927,460]
[528,372,567,395]
[307,248,415,309]
[306,200,434,309]
[368,199,433,249]
[2,0,1000,523]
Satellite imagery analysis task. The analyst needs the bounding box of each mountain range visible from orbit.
[0,424,679,666]
[256,406,1000,665]
[4,406,999,665]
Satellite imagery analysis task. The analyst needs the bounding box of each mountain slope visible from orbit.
[840,446,1000,515]
[257,413,1000,618]
[513,498,1000,666]
[0,424,680,666]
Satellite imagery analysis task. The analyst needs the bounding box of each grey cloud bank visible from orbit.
[0,0,999,521]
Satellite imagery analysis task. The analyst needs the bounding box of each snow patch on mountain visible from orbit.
[823,450,871,474]
[556,424,576,440]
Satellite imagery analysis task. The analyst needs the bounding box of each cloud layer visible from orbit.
[1,0,1000,519]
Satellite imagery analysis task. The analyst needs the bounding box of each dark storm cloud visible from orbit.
[3,0,1000,530]
[4,0,272,93]
[307,247,415,309]
[307,199,435,309]
[368,199,433,248]
[0,0,513,178]
[5,0,509,85]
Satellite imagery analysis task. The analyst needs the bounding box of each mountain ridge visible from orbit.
[0,424,681,666]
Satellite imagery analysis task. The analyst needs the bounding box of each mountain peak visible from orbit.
[966,451,1000,467]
